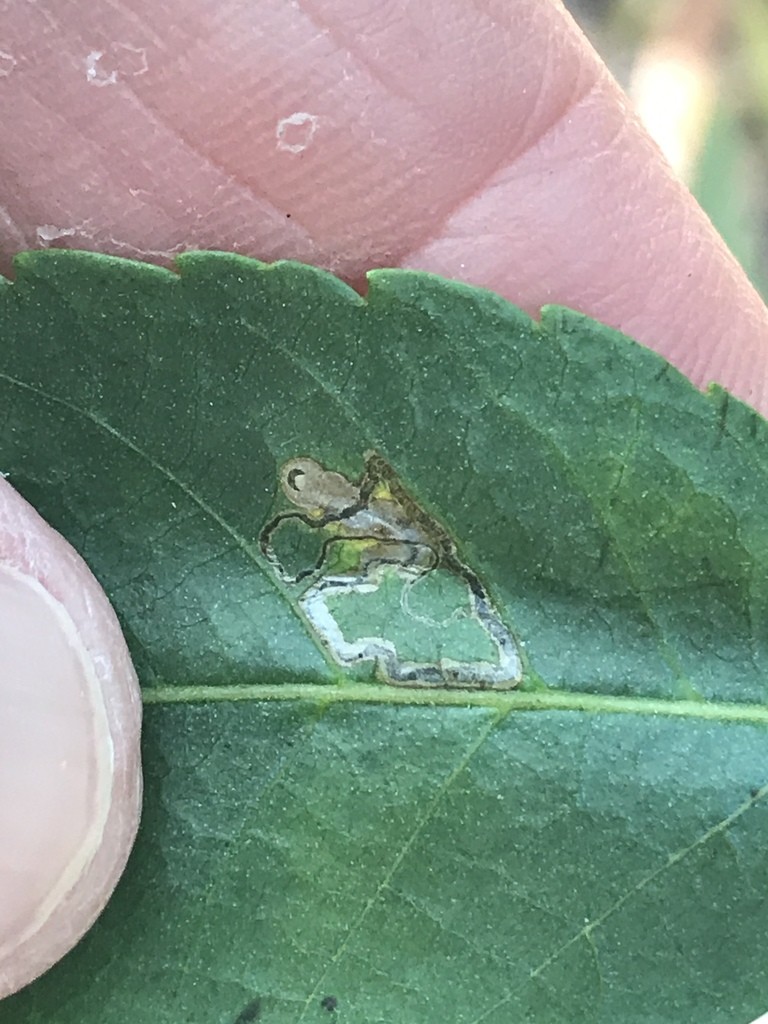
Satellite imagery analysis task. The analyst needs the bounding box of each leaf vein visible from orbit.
[468,782,768,1024]
[292,710,504,1023]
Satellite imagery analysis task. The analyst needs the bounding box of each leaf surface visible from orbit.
[1,251,767,1024]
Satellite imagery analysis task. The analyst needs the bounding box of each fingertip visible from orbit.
[0,479,142,999]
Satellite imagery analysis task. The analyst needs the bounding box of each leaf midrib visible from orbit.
[141,682,768,724]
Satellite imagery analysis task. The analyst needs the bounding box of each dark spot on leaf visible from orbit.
[234,996,262,1023]
[287,467,305,491]
[320,995,338,1012]
[750,787,761,798]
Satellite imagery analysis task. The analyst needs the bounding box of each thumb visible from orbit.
[0,478,142,999]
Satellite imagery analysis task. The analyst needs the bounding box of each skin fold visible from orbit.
[1,0,766,999]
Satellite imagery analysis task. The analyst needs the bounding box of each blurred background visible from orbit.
[565,0,768,298]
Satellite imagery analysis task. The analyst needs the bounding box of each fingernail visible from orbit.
[0,565,112,993]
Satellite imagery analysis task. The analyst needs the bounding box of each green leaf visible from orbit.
[2,251,767,1023]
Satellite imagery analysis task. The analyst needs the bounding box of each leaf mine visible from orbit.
[260,452,521,689]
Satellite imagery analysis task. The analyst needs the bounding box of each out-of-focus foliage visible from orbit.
[567,0,768,300]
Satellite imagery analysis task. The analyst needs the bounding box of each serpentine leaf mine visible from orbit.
[259,452,521,688]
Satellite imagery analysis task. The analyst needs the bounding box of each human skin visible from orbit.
[2,0,767,1002]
